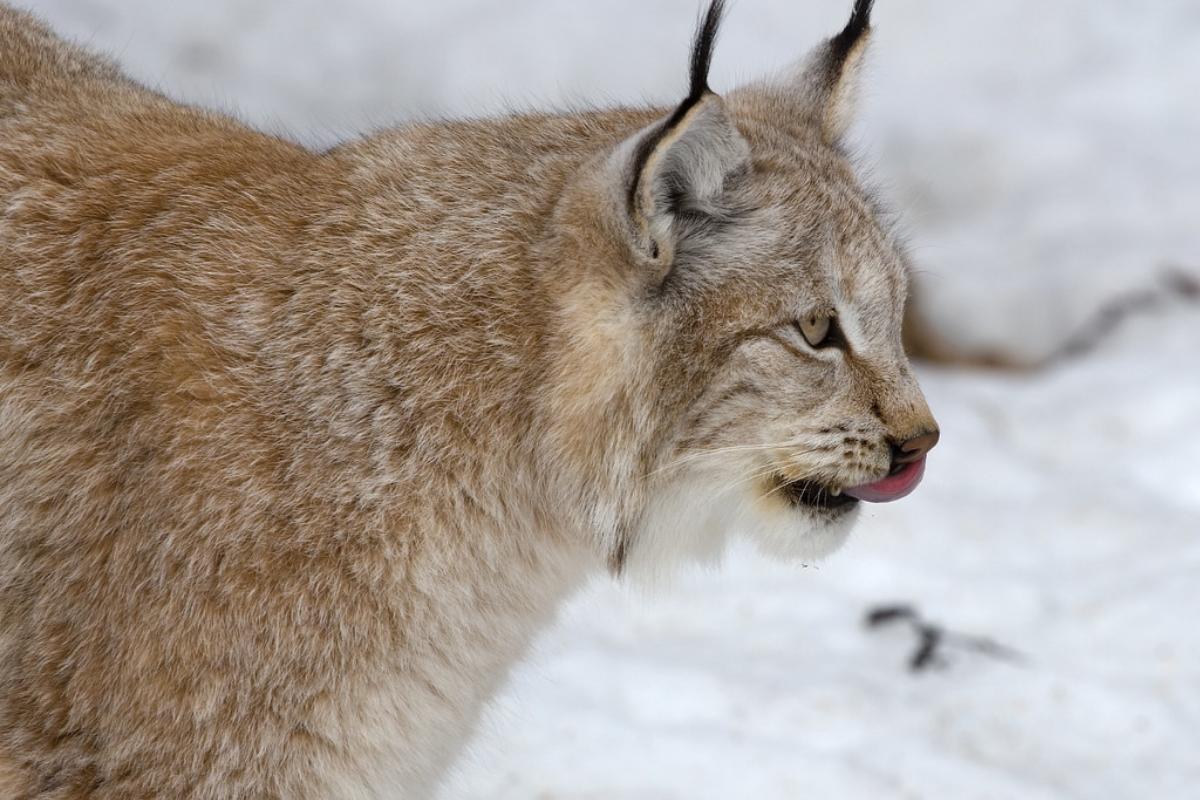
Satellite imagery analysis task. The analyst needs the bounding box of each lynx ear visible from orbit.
[616,0,750,274]
[792,0,875,143]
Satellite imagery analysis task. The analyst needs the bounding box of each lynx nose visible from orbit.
[891,430,940,467]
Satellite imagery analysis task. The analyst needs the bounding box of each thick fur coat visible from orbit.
[0,1,937,796]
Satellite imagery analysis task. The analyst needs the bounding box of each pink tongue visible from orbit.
[843,457,926,504]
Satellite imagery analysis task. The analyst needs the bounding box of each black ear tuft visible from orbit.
[829,0,874,64]
[688,0,727,102]
[628,0,730,219]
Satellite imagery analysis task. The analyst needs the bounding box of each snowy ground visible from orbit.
[16,0,1200,797]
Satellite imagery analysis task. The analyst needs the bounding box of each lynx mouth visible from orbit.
[843,457,926,504]
[775,477,860,513]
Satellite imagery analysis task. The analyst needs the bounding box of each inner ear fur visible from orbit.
[625,96,750,268]
[611,0,750,276]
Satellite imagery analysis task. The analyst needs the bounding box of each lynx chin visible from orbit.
[0,0,938,796]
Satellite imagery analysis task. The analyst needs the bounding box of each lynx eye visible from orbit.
[797,313,833,348]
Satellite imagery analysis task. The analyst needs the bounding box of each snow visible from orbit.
[16,0,1200,797]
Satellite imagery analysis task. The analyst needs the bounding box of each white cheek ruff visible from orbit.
[625,470,861,581]
[748,494,859,563]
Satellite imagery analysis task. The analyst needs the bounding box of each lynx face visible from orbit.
[633,138,936,567]
[548,1,938,572]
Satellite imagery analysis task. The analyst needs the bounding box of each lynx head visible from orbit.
[544,0,939,576]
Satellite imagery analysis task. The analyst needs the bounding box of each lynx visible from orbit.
[0,0,938,796]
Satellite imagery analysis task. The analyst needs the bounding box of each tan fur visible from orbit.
[0,3,936,797]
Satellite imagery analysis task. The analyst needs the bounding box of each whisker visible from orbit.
[704,460,794,498]
[663,443,823,475]
[646,436,827,478]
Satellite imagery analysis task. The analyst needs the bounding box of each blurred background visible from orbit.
[17,0,1200,797]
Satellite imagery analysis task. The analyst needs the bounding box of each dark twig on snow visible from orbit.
[864,603,1026,673]
[1046,266,1200,366]
[904,265,1200,371]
